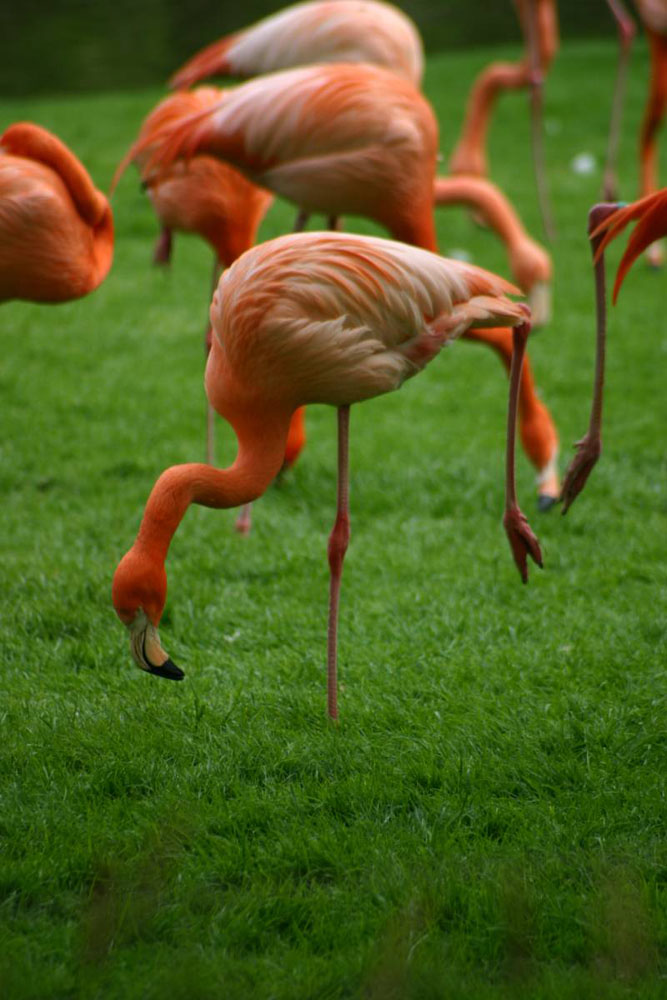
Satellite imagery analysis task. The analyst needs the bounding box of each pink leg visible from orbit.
[206,254,223,466]
[327,405,351,721]
[561,203,617,514]
[503,320,543,582]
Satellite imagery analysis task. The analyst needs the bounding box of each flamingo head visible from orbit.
[111,547,184,681]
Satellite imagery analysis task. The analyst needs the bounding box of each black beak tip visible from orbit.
[147,658,185,681]
[537,493,558,513]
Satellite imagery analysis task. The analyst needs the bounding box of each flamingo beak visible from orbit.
[127,611,184,681]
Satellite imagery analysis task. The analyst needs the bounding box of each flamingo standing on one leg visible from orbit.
[560,188,667,511]
[168,0,424,90]
[114,62,561,507]
[448,0,558,239]
[111,231,542,718]
[0,122,113,303]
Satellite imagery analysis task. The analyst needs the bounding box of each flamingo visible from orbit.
[560,189,667,512]
[114,62,560,507]
[168,0,424,91]
[111,231,542,718]
[0,122,113,303]
[448,0,558,240]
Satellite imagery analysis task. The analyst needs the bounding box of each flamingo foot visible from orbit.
[560,434,601,514]
[503,505,543,583]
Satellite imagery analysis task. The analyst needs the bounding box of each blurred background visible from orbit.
[2,0,629,96]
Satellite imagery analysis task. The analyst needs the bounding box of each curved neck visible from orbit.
[135,409,290,563]
[434,175,523,247]
[2,123,108,227]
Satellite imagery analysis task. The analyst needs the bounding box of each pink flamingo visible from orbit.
[0,122,113,303]
[112,231,542,717]
[169,0,424,90]
[115,62,561,507]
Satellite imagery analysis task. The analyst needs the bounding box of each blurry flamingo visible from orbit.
[130,89,305,530]
[111,231,542,718]
[0,122,113,303]
[449,0,558,240]
[434,174,552,325]
[114,62,560,507]
[561,190,667,511]
[169,0,424,90]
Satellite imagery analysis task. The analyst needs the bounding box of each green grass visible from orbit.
[1,37,666,999]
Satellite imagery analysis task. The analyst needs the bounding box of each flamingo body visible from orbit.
[135,88,274,268]
[123,64,439,250]
[116,64,559,504]
[0,123,113,303]
[169,0,424,90]
[112,232,540,701]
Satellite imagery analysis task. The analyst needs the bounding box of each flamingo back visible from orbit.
[208,232,526,409]
[0,127,113,304]
[131,65,438,239]
[170,0,424,89]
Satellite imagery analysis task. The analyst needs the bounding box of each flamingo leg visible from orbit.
[327,404,351,721]
[561,203,618,514]
[503,320,543,581]
[293,208,309,232]
[462,328,560,509]
[152,224,173,266]
[526,0,556,241]
[603,0,636,200]
[206,254,223,466]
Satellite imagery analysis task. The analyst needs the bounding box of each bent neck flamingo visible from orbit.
[112,231,542,719]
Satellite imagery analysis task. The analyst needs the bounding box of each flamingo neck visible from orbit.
[3,123,109,228]
[135,410,289,564]
[390,210,438,253]
[435,176,522,245]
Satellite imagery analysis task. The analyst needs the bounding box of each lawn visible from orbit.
[1,36,666,1000]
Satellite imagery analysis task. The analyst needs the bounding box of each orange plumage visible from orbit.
[112,232,541,713]
[169,0,424,91]
[0,122,113,303]
[592,188,667,299]
[114,63,560,506]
